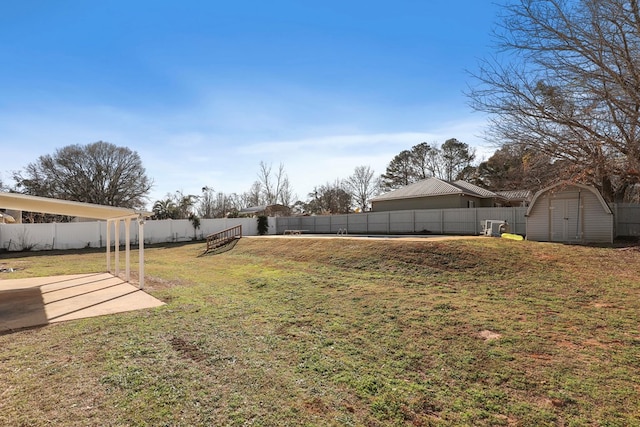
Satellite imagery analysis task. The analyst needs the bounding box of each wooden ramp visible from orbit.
[205,225,242,253]
[0,273,165,333]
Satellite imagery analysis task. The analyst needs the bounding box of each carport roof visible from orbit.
[0,192,151,221]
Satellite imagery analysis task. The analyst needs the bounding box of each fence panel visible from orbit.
[346,214,368,233]
[330,215,348,233]
[414,210,443,234]
[367,212,390,233]
[389,211,414,233]
[313,216,332,233]
[1,223,55,251]
[442,209,476,235]
[54,222,103,250]
[614,204,640,237]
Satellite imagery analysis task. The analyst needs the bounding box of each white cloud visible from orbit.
[0,90,495,209]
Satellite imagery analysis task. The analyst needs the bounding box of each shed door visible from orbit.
[550,199,580,242]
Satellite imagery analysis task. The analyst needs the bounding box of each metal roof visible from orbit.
[451,180,500,198]
[495,190,533,201]
[372,177,500,202]
[525,182,612,216]
[0,192,151,221]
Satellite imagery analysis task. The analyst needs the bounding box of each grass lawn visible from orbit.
[1,237,640,426]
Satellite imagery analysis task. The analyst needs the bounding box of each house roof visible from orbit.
[371,177,500,202]
[451,180,500,198]
[239,204,290,215]
[239,205,268,214]
[495,190,533,201]
[0,192,151,221]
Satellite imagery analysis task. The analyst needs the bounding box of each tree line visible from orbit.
[2,137,495,223]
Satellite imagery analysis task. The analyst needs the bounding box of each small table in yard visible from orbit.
[283,230,307,235]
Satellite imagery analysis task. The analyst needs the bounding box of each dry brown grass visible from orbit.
[1,237,640,426]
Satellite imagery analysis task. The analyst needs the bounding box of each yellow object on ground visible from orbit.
[501,233,524,241]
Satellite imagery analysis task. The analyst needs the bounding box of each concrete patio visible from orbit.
[0,272,165,333]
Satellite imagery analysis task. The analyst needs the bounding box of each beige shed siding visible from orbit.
[526,184,613,243]
[526,193,551,241]
[581,189,614,242]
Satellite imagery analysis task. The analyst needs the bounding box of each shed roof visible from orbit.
[0,192,151,221]
[372,177,500,202]
[525,182,612,216]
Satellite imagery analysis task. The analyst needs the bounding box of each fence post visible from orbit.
[125,218,131,282]
[366,212,369,234]
[613,203,617,237]
[114,219,120,277]
[474,208,478,235]
[413,210,416,233]
[106,220,111,273]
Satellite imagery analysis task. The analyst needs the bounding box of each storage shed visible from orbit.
[526,182,613,243]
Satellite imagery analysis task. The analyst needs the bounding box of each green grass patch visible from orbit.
[1,238,640,425]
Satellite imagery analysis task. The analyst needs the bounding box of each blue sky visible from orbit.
[0,1,503,207]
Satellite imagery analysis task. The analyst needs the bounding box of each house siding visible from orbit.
[526,184,613,243]
[372,194,484,212]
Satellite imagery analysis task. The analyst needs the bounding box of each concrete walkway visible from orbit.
[0,273,164,333]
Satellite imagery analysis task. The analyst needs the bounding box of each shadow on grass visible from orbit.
[0,240,207,259]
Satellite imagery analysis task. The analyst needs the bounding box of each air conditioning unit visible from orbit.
[482,220,509,237]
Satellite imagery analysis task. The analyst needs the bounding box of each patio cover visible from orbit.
[0,192,148,221]
[0,192,152,288]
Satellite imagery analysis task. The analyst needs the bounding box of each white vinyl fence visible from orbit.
[276,207,528,236]
[1,205,638,252]
[0,217,274,251]
[613,204,640,237]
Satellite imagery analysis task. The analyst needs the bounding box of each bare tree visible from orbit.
[345,165,379,212]
[198,186,216,219]
[246,181,262,206]
[197,187,247,218]
[306,180,352,214]
[256,161,293,206]
[257,161,276,205]
[469,0,640,201]
[277,174,294,206]
[475,144,564,190]
[13,141,152,209]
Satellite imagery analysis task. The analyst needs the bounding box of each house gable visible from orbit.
[371,178,502,212]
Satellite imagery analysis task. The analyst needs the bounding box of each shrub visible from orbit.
[257,215,269,235]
